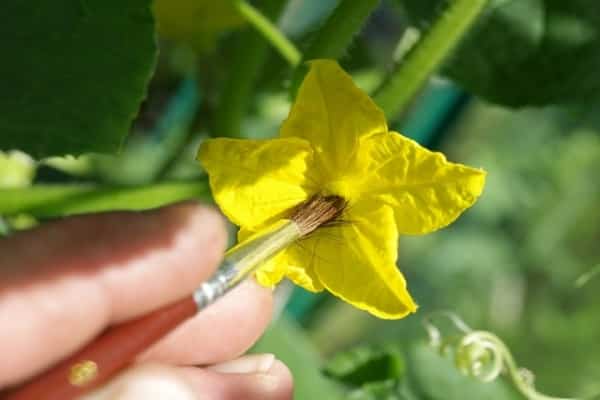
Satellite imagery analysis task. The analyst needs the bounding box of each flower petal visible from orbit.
[305,202,417,319]
[363,131,486,235]
[280,60,387,180]
[237,226,324,292]
[198,137,317,230]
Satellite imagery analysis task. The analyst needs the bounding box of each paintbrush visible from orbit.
[4,195,345,400]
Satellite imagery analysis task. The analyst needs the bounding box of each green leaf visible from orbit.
[0,181,210,218]
[0,0,157,158]
[401,0,600,107]
[324,344,405,387]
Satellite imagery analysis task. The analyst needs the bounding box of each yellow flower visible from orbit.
[199,60,486,319]
[154,0,245,50]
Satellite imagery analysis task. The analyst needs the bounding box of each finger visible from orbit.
[139,279,273,366]
[0,202,227,387]
[84,355,293,400]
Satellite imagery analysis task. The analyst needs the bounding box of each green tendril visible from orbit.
[422,311,580,400]
[231,0,301,67]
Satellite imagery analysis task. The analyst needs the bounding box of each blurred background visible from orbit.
[1,0,599,398]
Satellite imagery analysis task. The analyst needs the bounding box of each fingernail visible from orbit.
[207,353,276,374]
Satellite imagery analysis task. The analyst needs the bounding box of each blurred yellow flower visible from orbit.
[154,0,244,50]
[199,60,486,318]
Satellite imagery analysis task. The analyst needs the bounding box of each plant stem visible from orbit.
[373,0,488,120]
[302,0,380,61]
[0,180,211,218]
[231,0,301,67]
[215,0,286,137]
[289,0,380,98]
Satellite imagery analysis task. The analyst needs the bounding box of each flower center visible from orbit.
[289,194,347,236]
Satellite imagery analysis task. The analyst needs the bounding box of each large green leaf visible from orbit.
[402,0,600,107]
[0,0,157,157]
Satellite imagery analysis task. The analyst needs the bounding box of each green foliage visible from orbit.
[0,0,157,158]
[374,0,486,120]
[401,0,600,106]
[324,344,405,387]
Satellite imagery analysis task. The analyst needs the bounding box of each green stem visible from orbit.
[373,0,488,120]
[0,180,211,218]
[231,0,301,67]
[302,0,380,61]
[290,0,380,98]
[215,0,286,137]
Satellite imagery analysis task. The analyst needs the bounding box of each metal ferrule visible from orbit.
[193,220,301,309]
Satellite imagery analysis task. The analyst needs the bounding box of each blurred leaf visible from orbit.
[0,180,210,218]
[346,380,407,400]
[0,0,157,158]
[154,0,245,50]
[252,316,345,400]
[324,344,405,387]
[402,0,600,106]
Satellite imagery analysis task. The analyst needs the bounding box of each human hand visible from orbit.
[0,203,293,399]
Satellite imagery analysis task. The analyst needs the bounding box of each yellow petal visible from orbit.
[301,202,417,319]
[362,131,486,235]
[280,60,387,181]
[198,137,317,230]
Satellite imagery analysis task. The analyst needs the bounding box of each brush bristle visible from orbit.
[290,195,346,236]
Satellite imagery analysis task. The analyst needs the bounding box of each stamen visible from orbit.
[290,194,347,236]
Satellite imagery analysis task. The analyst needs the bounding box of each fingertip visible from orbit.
[262,359,294,400]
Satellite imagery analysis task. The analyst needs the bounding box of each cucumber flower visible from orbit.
[199,60,485,319]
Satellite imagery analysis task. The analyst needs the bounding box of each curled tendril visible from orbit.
[422,311,581,400]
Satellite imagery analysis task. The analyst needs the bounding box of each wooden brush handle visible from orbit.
[3,296,197,400]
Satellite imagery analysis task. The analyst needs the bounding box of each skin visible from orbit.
[0,202,293,400]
